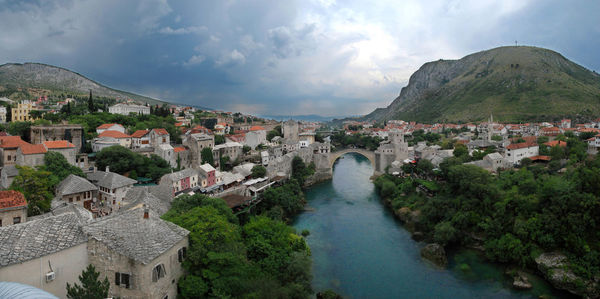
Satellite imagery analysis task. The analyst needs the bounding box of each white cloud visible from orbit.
[183,55,206,66]
[158,26,207,35]
[216,49,246,66]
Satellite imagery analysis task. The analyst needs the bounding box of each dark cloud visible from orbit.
[0,0,598,116]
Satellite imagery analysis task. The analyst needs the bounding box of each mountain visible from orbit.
[0,62,165,105]
[260,114,355,122]
[364,46,600,123]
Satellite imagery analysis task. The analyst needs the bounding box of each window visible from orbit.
[76,196,80,201]
[13,217,21,224]
[7,155,10,161]
[152,264,167,282]
[0,219,2,226]
[115,272,131,289]
[178,247,187,262]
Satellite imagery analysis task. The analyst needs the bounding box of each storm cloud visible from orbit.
[1,0,598,116]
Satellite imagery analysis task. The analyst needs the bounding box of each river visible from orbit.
[293,153,572,299]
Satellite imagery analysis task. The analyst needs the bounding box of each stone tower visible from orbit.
[389,129,409,162]
[282,119,299,141]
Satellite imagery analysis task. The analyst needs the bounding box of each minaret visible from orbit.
[487,114,494,142]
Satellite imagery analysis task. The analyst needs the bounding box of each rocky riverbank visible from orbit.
[380,196,598,298]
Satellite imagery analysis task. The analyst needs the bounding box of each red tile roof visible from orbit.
[152,128,169,135]
[249,126,265,131]
[0,132,7,137]
[0,136,29,148]
[20,143,47,155]
[97,123,121,129]
[544,140,567,147]
[98,130,131,138]
[506,142,538,150]
[174,146,186,153]
[0,190,27,211]
[43,140,75,149]
[131,129,150,138]
[175,122,184,127]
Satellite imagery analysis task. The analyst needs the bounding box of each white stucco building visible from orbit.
[108,103,150,115]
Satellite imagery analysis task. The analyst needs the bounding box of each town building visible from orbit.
[0,213,89,298]
[0,136,29,166]
[83,208,189,299]
[43,140,77,165]
[108,103,150,115]
[156,143,175,167]
[282,119,299,141]
[131,129,151,149]
[466,152,511,172]
[198,163,217,189]
[96,123,126,135]
[245,126,267,149]
[87,167,137,208]
[15,143,47,167]
[505,142,539,165]
[55,174,98,211]
[30,124,84,152]
[149,128,170,148]
[159,168,199,195]
[0,106,6,123]
[0,165,19,189]
[0,190,27,226]
[374,129,409,173]
[11,102,35,122]
[212,142,243,168]
[92,130,132,152]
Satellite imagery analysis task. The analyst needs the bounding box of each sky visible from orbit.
[1,0,599,116]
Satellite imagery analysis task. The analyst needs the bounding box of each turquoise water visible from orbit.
[293,153,572,299]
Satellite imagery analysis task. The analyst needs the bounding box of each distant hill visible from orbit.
[0,62,166,105]
[363,46,600,123]
[261,114,354,122]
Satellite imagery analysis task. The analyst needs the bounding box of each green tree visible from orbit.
[215,135,226,145]
[10,166,54,216]
[251,165,267,178]
[43,151,85,182]
[87,90,94,112]
[453,143,469,160]
[66,264,110,299]
[242,145,251,154]
[201,147,214,166]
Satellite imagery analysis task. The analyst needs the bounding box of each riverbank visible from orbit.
[373,170,597,298]
[295,153,572,298]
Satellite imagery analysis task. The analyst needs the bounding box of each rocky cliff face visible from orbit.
[363,46,600,123]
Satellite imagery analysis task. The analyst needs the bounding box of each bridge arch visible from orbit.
[329,148,377,174]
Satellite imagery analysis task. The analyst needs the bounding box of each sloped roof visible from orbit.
[0,190,27,211]
[544,140,567,147]
[20,143,47,155]
[174,146,187,153]
[199,163,215,173]
[98,130,131,138]
[56,174,98,197]
[152,128,169,135]
[0,136,28,148]
[82,208,188,264]
[0,213,88,267]
[249,126,265,131]
[122,187,171,216]
[43,140,75,149]
[131,129,150,138]
[97,123,122,129]
[87,171,137,189]
[506,142,538,150]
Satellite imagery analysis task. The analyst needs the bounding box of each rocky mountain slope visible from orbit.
[0,63,164,105]
[364,46,600,123]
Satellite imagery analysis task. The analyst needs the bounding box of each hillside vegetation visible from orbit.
[0,62,165,105]
[365,46,600,123]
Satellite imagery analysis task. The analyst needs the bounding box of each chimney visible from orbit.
[143,204,149,219]
[106,166,110,173]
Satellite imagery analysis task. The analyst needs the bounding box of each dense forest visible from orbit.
[374,134,600,296]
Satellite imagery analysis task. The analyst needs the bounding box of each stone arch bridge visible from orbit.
[328,148,380,175]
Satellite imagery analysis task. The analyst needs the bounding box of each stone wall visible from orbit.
[88,237,188,299]
[0,207,27,226]
[30,125,84,152]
